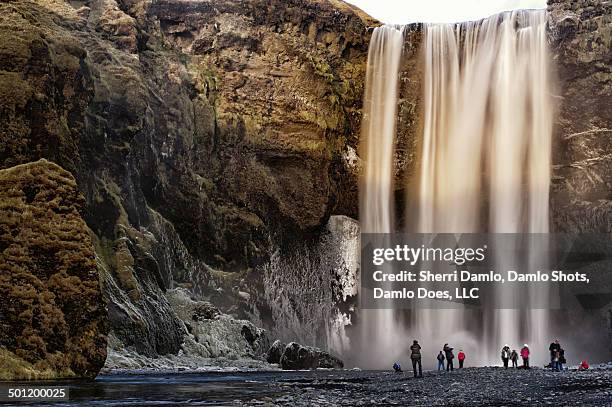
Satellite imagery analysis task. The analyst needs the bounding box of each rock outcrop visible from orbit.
[279,342,343,370]
[104,287,273,371]
[0,160,108,380]
[267,340,285,364]
[167,288,270,360]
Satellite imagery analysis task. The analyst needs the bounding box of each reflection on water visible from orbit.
[2,372,294,406]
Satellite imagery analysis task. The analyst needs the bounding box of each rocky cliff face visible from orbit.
[0,0,373,363]
[0,160,108,380]
[548,0,611,233]
[547,0,612,353]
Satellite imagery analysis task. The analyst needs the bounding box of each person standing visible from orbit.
[559,348,566,371]
[458,350,466,369]
[552,350,560,371]
[501,345,510,369]
[510,349,518,368]
[437,351,445,371]
[520,344,530,369]
[410,340,423,378]
[443,343,454,371]
[549,340,561,371]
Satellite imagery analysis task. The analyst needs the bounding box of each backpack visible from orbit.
[411,344,421,359]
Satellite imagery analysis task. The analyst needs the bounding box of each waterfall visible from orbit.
[358,10,554,367]
[418,10,553,364]
[357,25,407,369]
[360,25,405,234]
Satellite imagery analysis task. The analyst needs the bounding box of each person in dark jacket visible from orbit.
[558,348,566,371]
[437,351,445,370]
[510,349,519,368]
[549,340,561,371]
[501,345,510,369]
[410,340,423,378]
[443,343,454,371]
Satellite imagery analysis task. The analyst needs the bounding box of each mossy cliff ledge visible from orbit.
[0,160,108,380]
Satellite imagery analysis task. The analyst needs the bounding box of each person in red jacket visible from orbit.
[520,344,530,369]
[579,360,589,370]
[458,350,466,368]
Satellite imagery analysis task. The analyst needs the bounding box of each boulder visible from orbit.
[317,350,345,369]
[279,342,343,370]
[266,340,285,364]
[0,160,108,380]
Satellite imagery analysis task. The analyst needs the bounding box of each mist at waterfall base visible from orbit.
[350,10,573,370]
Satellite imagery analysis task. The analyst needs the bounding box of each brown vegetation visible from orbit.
[0,159,108,380]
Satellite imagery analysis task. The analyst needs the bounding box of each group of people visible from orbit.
[392,338,579,377]
[436,344,466,371]
[500,344,531,369]
[500,340,568,371]
[395,340,468,378]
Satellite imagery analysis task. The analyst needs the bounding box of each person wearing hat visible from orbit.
[443,343,454,371]
[501,344,511,369]
[410,339,423,378]
[520,344,530,369]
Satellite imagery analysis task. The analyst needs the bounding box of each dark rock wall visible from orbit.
[0,160,108,379]
[395,26,423,229]
[548,0,612,354]
[548,0,611,233]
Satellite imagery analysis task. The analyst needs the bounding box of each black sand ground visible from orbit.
[9,367,612,406]
[242,367,612,406]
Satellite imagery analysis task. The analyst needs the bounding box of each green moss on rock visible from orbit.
[0,159,108,380]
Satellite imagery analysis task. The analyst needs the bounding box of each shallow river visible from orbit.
[2,371,293,406]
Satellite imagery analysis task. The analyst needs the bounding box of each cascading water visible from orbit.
[358,10,554,367]
[357,25,407,369]
[417,10,553,365]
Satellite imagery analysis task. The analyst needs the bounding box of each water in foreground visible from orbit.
[3,367,612,406]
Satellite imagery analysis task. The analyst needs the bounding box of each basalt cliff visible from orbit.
[0,0,609,376]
